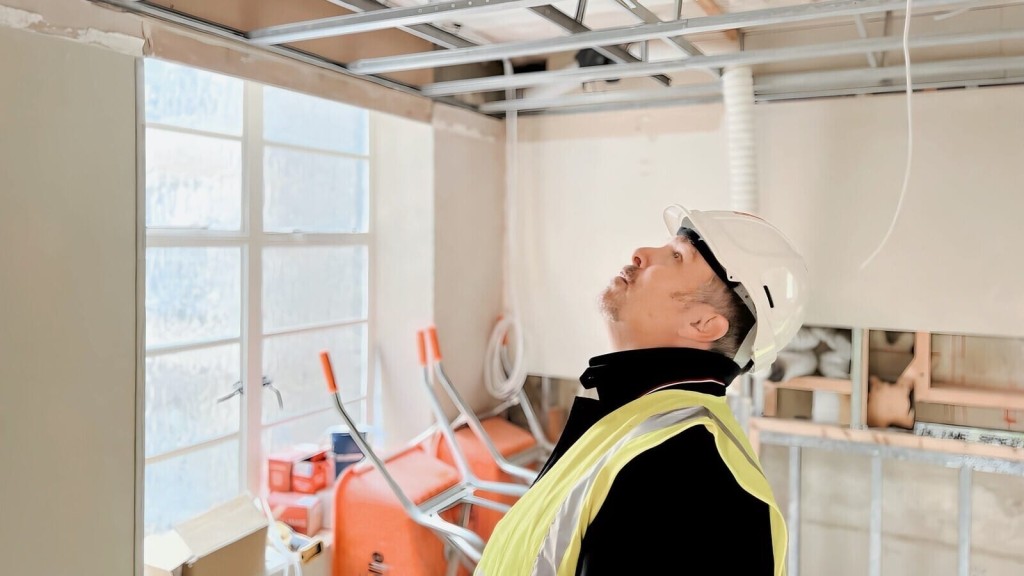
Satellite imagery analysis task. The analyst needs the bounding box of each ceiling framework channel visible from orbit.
[95,0,1024,116]
[343,0,975,74]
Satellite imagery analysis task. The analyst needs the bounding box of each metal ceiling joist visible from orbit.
[346,0,975,75]
[526,5,671,86]
[248,0,554,45]
[421,28,1024,96]
[327,0,476,49]
[610,0,703,57]
[756,75,1024,101]
[480,81,723,112]
[853,14,878,67]
[756,54,1024,91]
[89,0,462,106]
[481,54,1024,113]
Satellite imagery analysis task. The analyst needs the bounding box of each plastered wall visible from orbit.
[514,86,1024,379]
[432,105,507,417]
[0,26,139,576]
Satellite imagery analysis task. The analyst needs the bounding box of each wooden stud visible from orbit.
[693,0,740,41]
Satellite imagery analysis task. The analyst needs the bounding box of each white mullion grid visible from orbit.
[243,81,265,496]
[145,122,244,142]
[144,432,242,466]
[263,138,371,162]
[141,80,250,492]
[143,233,371,248]
[147,335,243,357]
[262,405,345,431]
[259,233,371,246]
[144,233,247,246]
[264,317,369,339]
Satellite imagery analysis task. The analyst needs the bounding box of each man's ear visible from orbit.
[680,309,729,343]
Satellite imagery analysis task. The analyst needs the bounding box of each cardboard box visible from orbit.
[292,456,331,494]
[144,493,269,576]
[268,491,323,536]
[267,443,328,493]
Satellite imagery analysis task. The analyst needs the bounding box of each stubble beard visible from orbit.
[599,286,621,322]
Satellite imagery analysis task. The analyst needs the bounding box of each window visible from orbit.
[142,59,372,535]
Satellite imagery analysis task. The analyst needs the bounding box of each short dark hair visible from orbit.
[675,231,756,361]
[696,276,756,360]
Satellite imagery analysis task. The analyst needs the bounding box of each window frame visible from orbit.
[139,59,377,526]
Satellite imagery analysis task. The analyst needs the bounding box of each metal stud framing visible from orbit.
[95,0,1024,116]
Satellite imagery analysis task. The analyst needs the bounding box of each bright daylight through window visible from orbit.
[142,58,372,535]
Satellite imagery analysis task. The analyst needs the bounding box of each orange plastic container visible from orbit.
[431,417,538,543]
[332,443,466,576]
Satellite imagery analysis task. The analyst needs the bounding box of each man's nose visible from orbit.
[632,247,652,268]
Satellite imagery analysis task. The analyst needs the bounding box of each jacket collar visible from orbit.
[578,347,742,410]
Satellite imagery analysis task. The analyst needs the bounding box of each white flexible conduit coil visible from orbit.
[722,66,759,214]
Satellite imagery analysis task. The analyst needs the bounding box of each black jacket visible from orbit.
[534,347,775,576]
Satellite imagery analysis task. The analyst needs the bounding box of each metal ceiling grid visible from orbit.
[93,0,1024,116]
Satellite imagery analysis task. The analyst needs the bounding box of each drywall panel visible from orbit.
[972,471,1024,566]
[758,85,1024,338]
[373,111,436,451]
[0,0,433,122]
[0,26,137,576]
[514,104,732,379]
[145,0,435,88]
[432,104,506,415]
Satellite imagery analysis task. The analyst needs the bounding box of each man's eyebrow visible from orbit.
[670,237,695,253]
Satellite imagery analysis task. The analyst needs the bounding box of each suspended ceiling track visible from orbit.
[344,0,974,74]
[424,28,1024,96]
[94,0,1024,117]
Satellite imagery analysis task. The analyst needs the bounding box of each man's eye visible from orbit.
[672,252,682,260]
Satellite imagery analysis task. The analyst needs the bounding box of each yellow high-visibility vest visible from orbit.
[475,389,787,576]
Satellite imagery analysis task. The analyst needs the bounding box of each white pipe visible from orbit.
[721,66,758,213]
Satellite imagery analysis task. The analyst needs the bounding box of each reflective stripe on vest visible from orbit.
[475,390,788,576]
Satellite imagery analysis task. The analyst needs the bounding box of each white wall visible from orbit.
[515,86,1024,380]
[758,86,1024,338]
[432,105,507,415]
[372,111,437,451]
[514,105,733,380]
[0,26,138,576]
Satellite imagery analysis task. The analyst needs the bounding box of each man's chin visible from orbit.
[598,293,621,322]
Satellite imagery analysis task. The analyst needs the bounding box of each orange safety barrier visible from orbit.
[332,443,466,576]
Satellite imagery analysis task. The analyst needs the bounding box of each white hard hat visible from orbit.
[663,204,809,374]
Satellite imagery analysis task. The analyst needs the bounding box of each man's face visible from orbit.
[600,236,726,351]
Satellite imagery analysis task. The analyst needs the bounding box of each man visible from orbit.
[475,205,809,576]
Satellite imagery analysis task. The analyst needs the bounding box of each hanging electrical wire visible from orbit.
[860,0,916,270]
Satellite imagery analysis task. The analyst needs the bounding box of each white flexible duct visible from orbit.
[722,66,760,418]
[721,66,758,214]
[484,60,528,401]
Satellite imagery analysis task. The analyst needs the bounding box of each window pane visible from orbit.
[262,407,360,457]
[262,324,367,425]
[263,86,368,155]
[144,439,240,536]
[144,58,242,135]
[145,345,242,457]
[263,146,369,233]
[146,247,241,348]
[263,246,368,332]
[146,128,243,230]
